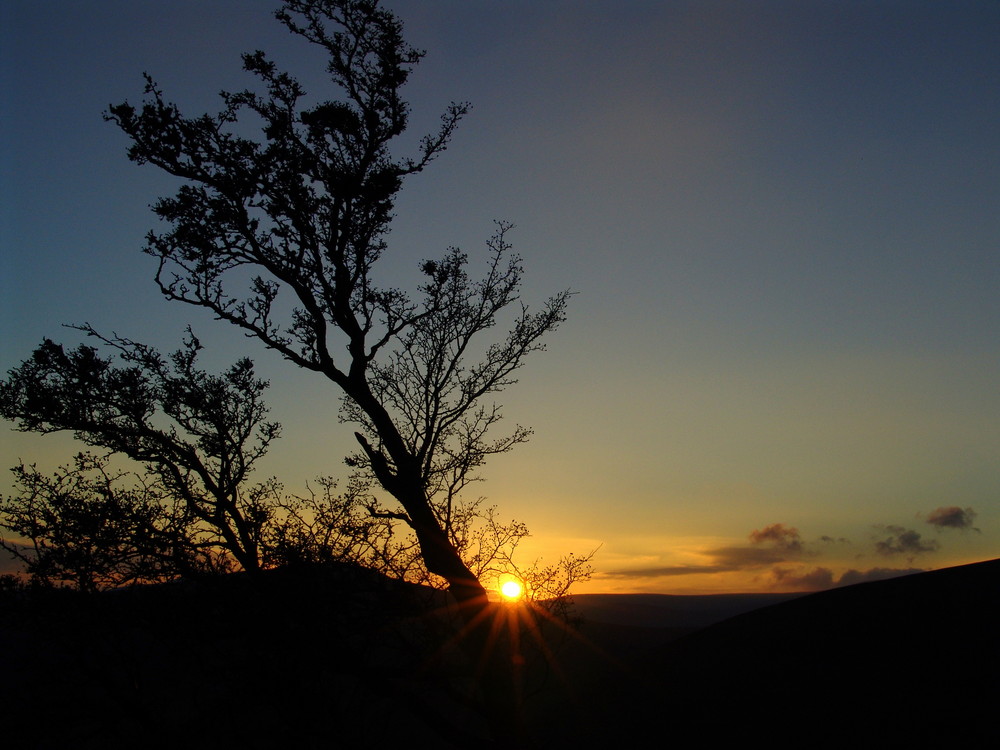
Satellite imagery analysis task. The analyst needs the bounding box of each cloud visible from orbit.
[836,567,926,587]
[606,522,809,579]
[749,523,803,552]
[873,526,939,558]
[926,506,979,531]
[601,564,734,579]
[604,561,931,589]
[768,566,835,591]
[819,535,849,544]
[705,545,792,568]
[603,547,789,579]
[602,547,790,579]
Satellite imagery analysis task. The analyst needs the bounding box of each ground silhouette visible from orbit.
[546,558,999,747]
[1,559,996,748]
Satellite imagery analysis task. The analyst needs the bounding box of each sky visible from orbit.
[1,0,998,594]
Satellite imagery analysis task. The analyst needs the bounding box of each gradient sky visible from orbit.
[2,1,998,593]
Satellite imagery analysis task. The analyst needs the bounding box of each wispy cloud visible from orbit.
[704,545,792,568]
[603,511,961,589]
[749,523,803,552]
[606,522,809,579]
[819,535,849,544]
[768,565,928,591]
[601,564,736,579]
[768,566,835,590]
[873,525,939,558]
[925,506,979,531]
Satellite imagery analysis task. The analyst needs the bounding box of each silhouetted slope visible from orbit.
[3,560,996,748]
[528,592,805,707]
[0,564,485,749]
[551,559,999,747]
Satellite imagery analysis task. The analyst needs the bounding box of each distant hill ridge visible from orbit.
[569,591,805,629]
[551,558,1000,747]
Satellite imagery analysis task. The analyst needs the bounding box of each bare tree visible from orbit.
[105,0,569,618]
[0,329,280,575]
[0,453,182,591]
[262,474,418,574]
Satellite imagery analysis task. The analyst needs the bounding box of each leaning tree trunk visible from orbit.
[398,481,527,746]
[383,469,491,616]
[351,378,525,743]
[348,389,493,618]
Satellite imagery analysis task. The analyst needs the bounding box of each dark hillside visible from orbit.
[0,565,484,749]
[2,560,996,748]
[548,559,1000,747]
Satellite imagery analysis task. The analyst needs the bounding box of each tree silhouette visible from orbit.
[0,327,468,587]
[0,329,280,575]
[0,453,180,591]
[105,0,569,618]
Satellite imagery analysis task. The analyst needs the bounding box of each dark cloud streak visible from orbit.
[602,564,739,579]
[607,521,810,579]
[926,506,978,531]
[749,523,803,552]
[874,526,938,557]
[769,566,835,590]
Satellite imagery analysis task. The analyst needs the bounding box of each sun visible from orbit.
[500,579,524,601]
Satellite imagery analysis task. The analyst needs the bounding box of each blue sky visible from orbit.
[2,1,998,592]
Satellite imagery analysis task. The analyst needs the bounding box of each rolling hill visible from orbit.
[544,558,999,747]
[1,558,996,747]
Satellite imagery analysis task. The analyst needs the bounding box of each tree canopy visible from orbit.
[0,329,279,575]
[103,0,570,612]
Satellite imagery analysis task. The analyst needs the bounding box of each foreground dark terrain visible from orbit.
[1,559,997,748]
[556,558,1000,747]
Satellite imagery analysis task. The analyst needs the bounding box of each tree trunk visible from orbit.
[395,482,489,613]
